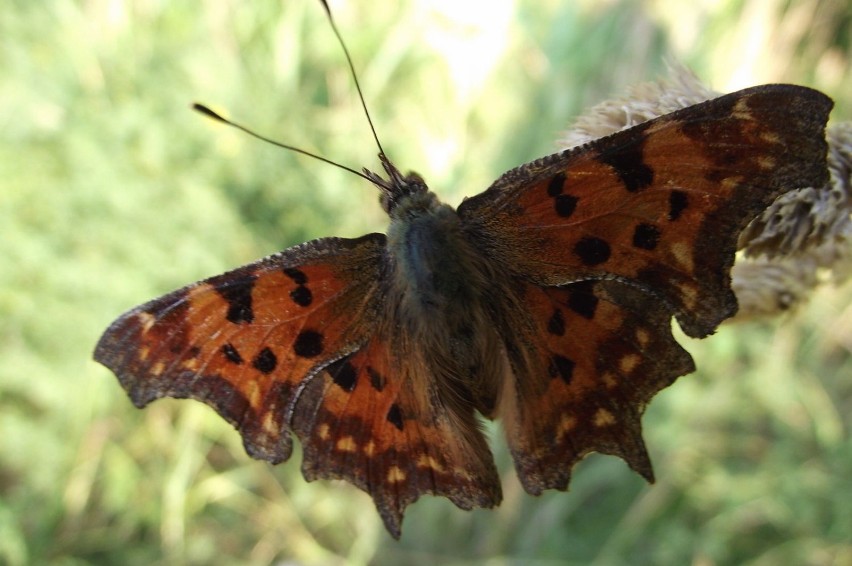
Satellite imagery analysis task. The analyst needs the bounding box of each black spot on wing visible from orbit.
[548,355,575,384]
[554,194,579,218]
[283,267,308,285]
[545,171,578,218]
[547,308,566,336]
[252,347,278,374]
[290,285,313,307]
[221,343,244,365]
[633,223,661,250]
[387,403,404,431]
[547,171,567,197]
[669,190,688,221]
[574,237,611,266]
[568,284,598,319]
[213,274,257,324]
[293,330,324,358]
[327,357,357,392]
[597,126,654,192]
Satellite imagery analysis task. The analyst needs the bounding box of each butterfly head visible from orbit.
[363,153,433,217]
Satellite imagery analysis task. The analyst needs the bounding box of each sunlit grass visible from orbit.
[1,0,850,564]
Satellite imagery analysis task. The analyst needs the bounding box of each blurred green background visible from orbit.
[2,0,851,564]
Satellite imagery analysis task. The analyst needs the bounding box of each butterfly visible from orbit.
[93,8,833,538]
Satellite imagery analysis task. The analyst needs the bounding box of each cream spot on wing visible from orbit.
[556,414,577,442]
[732,98,753,120]
[189,284,212,298]
[336,436,357,452]
[262,412,278,436]
[417,455,445,473]
[452,466,475,481]
[602,372,618,389]
[364,441,376,457]
[758,155,776,170]
[760,131,781,144]
[151,361,165,376]
[244,381,261,407]
[317,423,330,441]
[139,346,150,361]
[620,354,640,374]
[387,466,406,483]
[678,282,700,311]
[722,177,741,191]
[137,312,156,333]
[594,408,616,427]
[670,242,694,272]
[635,328,651,348]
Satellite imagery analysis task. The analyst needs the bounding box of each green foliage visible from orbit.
[1,0,850,564]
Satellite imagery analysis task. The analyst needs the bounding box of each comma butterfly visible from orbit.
[94,3,833,538]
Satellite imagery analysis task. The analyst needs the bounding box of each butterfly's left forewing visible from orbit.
[95,235,387,463]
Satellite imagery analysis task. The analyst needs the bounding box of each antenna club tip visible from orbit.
[192,103,226,123]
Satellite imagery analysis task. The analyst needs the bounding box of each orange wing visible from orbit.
[290,335,501,537]
[497,279,694,493]
[460,85,832,338]
[461,84,831,493]
[95,235,387,463]
[94,233,500,537]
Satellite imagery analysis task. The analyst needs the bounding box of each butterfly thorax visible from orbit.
[387,190,467,310]
[385,186,505,417]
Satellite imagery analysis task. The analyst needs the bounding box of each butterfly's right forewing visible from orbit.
[460,84,832,496]
[461,85,832,338]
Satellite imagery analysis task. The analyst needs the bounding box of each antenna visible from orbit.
[317,0,389,162]
[193,1,400,189]
[192,103,373,183]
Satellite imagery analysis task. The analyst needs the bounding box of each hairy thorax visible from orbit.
[386,191,506,417]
